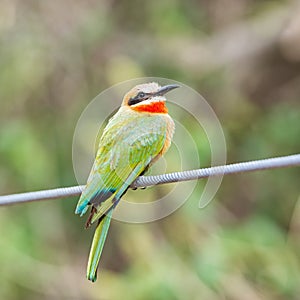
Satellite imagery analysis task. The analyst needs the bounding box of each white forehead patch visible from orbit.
[136,82,161,93]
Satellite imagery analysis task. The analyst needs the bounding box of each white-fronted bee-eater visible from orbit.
[75,82,179,282]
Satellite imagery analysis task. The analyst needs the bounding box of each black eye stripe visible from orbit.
[128,91,150,106]
[128,98,141,106]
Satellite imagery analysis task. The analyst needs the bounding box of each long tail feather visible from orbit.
[87,209,113,282]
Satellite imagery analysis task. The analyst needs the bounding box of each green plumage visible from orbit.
[75,106,171,282]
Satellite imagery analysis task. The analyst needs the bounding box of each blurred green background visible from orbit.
[0,0,300,299]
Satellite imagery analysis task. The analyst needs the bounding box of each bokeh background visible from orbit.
[0,0,300,299]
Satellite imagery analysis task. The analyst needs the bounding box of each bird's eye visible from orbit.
[138,92,145,98]
[128,91,149,106]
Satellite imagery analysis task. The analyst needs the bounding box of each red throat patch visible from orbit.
[131,101,168,114]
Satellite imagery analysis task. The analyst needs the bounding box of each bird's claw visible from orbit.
[130,186,146,190]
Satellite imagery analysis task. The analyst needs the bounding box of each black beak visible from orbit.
[155,84,180,96]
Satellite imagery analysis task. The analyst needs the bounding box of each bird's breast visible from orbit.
[160,114,175,156]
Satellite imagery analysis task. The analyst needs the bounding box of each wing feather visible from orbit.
[75,110,170,223]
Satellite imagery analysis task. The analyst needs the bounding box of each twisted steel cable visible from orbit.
[0,154,299,206]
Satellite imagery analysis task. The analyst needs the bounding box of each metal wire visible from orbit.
[133,153,300,187]
[0,154,299,206]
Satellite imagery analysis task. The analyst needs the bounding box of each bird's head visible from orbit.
[122,82,180,113]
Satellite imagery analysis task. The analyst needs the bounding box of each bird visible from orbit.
[75,82,179,282]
